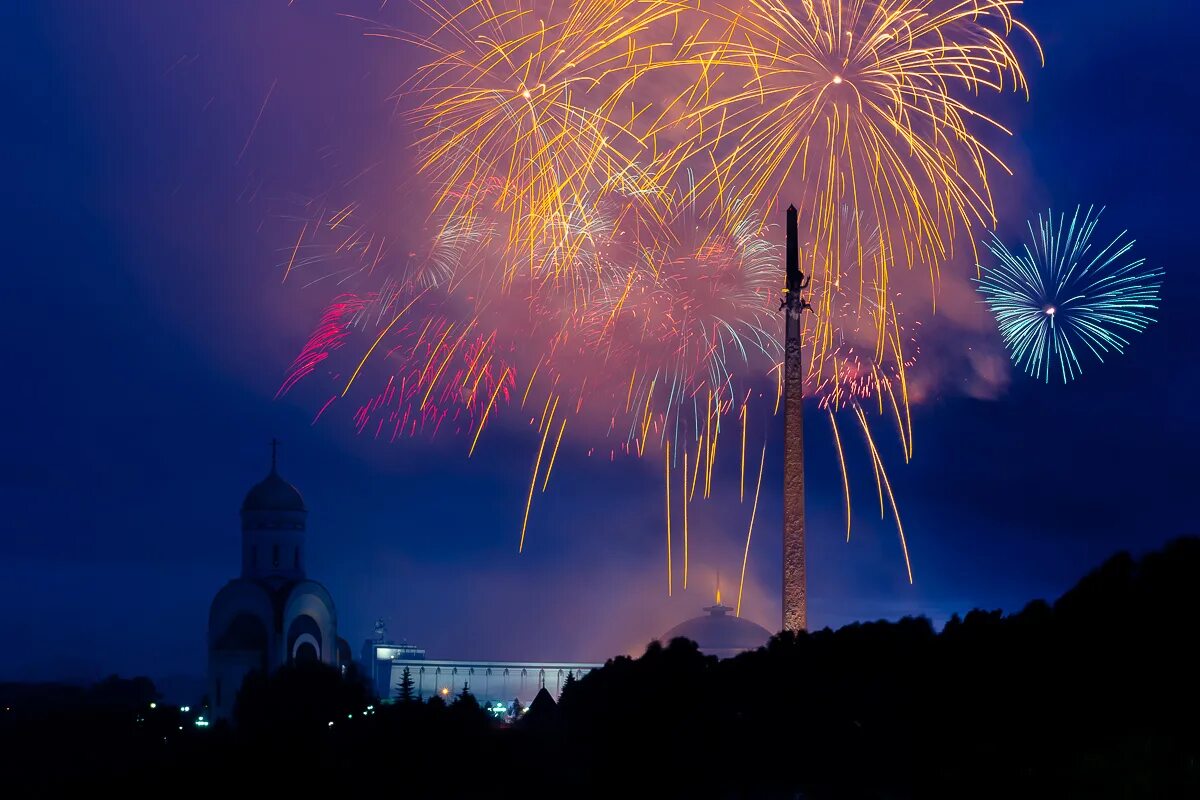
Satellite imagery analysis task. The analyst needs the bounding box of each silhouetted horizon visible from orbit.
[2,0,1196,685]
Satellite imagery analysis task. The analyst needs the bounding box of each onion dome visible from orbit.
[242,470,305,513]
[241,439,306,514]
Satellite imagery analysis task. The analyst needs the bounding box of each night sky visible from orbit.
[2,1,1195,690]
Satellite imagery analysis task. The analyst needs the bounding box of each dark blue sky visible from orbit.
[1,1,1196,686]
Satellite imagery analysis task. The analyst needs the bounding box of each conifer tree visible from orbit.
[395,665,415,703]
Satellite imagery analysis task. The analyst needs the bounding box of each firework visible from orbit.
[650,0,1040,346]
[271,0,1044,587]
[800,207,915,422]
[976,206,1163,383]
[392,0,687,284]
[576,189,782,438]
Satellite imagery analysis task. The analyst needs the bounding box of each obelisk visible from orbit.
[782,204,808,632]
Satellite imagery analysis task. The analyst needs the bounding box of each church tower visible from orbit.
[240,439,307,583]
[207,443,348,722]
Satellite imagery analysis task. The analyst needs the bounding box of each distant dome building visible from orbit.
[661,591,772,659]
[207,442,350,722]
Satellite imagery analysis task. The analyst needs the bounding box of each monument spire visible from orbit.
[781,205,810,632]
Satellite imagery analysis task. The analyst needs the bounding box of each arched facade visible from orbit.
[283,581,338,667]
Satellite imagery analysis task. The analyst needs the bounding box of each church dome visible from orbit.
[661,599,772,659]
[242,469,305,512]
[242,442,306,513]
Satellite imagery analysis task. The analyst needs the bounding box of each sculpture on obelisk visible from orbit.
[781,205,811,632]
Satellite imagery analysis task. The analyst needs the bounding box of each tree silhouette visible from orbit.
[5,537,1199,797]
[448,682,489,732]
[395,666,415,703]
[234,661,371,742]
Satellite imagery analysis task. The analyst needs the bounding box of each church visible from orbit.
[206,445,350,722]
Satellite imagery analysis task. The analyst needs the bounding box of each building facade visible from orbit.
[362,624,599,708]
[361,632,427,699]
[386,658,599,708]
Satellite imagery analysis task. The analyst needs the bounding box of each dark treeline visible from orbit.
[4,538,1198,797]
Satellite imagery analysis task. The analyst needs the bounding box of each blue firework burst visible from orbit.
[975,206,1163,383]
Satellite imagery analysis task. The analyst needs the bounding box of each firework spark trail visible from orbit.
[469,366,511,456]
[976,206,1163,383]
[736,440,767,617]
[830,410,851,542]
[665,439,673,597]
[542,418,568,491]
[342,290,430,396]
[278,293,370,396]
[739,401,746,501]
[237,78,277,164]
[520,405,555,553]
[856,404,912,583]
[682,446,689,589]
[282,223,308,284]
